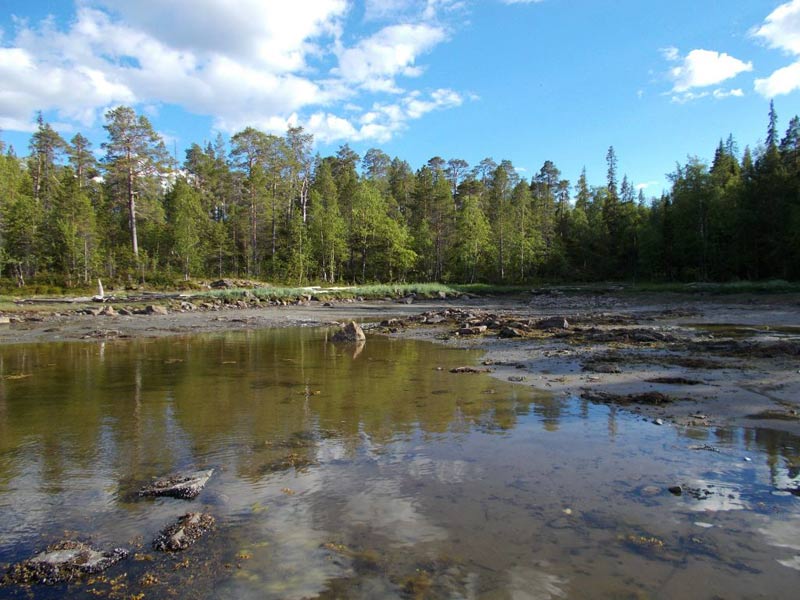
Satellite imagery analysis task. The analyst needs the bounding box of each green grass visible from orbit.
[192,282,532,303]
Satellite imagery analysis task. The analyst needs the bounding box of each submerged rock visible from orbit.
[332,321,366,342]
[3,541,128,585]
[153,513,215,552]
[581,391,676,406]
[450,366,493,374]
[139,469,214,500]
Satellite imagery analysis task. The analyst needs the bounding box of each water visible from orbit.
[0,328,798,598]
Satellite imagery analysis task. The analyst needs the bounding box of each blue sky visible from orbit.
[1,0,799,196]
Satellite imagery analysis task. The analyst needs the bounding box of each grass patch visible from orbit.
[192,282,531,303]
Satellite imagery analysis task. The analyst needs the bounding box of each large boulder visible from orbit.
[139,469,214,500]
[153,513,215,552]
[332,321,366,342]
[210,279,235,289]
[3,541,128,585]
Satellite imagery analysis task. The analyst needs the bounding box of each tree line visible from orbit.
[0,102,798,288]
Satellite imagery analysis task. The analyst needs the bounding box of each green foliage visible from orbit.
[1,104,799,290]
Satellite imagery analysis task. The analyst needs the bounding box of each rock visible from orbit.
[3,541,128,585]
[640,485,661,497]
[535,317,569,330]
[398,295,415,305]
[0,316,11,325]
[499,327,524,339]
[117,308,133,316]
[584,362,622,374]
[668,485,683,496]
[653,418,664,426]
[99,305,117,317]
[423,314,446,324]
[145,304,168,316]
[508,376,526,382]
[456,326,487,336]
[450,366,493,374]
[210,279,235,289]
[645,377,703,385]
[153,513,215,552]
[331,321,366,342]
[438,290,448,299]
[139,469,214,500]
[582,391,675,406]
[689,444,720,452]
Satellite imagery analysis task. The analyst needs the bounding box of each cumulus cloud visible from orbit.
[90,0,348,72]
[753,0,800,55]
[667,49,753,93]
[755,61,800,96]
[336,23,447,92]
[753,0,800,97]
[0,0,468,144]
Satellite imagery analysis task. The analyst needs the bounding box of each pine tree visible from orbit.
[102,106,171,261]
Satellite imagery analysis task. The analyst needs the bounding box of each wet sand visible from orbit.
[2,290,799,436]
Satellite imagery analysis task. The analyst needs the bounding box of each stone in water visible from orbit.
[3,541,128,585]
[153,513,215,552]
[139,469,214,500]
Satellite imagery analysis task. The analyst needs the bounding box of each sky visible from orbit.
[1,0,799,196]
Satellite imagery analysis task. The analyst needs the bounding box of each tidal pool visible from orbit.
[0,328,798,599]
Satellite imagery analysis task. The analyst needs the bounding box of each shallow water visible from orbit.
[0,328,798,599]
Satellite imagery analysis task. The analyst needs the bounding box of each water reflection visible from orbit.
[0,329,798,599]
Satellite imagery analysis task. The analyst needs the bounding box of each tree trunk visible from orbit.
[128,151,139,262]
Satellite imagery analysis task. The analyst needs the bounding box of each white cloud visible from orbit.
[753,0,800,55]
[90,0,348,72]
[0,0,466,144]
[713,88,744,99]
[755,60,800,96]
[365,0,410,21]
[670,87,744,104]
[661,46,680,62]
[752,0,800,98]
[365,0,465,22]
[668,49,753,93]
[336,23,447,91]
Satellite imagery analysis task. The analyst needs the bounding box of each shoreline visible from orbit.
[2,291,799,437]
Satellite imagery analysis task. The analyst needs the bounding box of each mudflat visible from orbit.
[2,289,799,436]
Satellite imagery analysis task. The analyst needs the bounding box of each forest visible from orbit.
[0,102,798,290]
